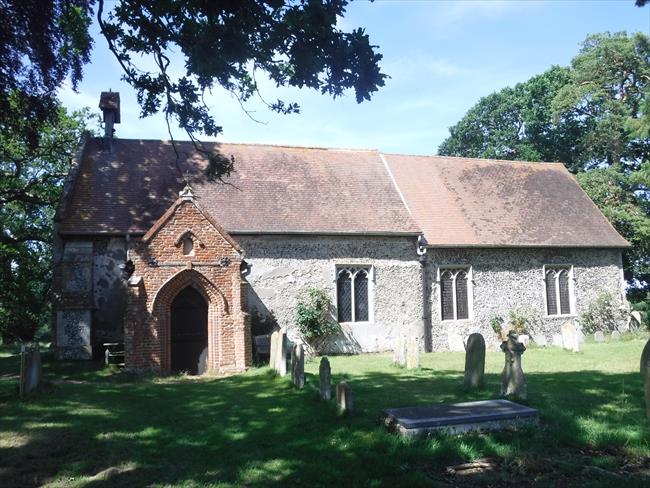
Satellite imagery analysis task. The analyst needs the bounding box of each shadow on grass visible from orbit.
[0,355,648,487]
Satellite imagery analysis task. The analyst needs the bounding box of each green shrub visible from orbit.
[489,314,504,338]
[508,309,530,334]
[294,288,339,353]
[580,292,627,333]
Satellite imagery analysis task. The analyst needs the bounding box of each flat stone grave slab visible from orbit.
[381,399,539,437]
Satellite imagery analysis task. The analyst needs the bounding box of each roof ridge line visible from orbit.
[382,152,567,167]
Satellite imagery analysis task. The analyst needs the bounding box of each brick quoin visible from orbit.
[124,197,251,374]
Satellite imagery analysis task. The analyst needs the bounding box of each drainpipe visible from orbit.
[417,235,432,352]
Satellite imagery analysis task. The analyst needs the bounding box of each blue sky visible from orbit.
[59,0,649,155]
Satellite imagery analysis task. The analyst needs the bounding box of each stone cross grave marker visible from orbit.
[500,332,527,400]
[291,344,305,389]
[19,344,42,398]
[464,333,485,389]
[561,321,580,352]
[336,381,354,416]
[406,336,420,370]
[319,357,332,401]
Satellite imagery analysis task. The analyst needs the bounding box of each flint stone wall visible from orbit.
[427,247,626,351]
[54,237,128,359]
[237,235,424,353]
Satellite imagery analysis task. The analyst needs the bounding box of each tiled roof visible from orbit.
[57,138,420,236]
[57,137,629,248]
[384,154,629,248]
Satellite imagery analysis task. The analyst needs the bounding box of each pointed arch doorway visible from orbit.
[170,286,208,375]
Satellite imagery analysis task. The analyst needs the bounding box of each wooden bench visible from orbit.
[103,342,125,367]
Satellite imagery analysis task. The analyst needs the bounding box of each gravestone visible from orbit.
[640,339,650,381]
[20,345,42,398]
[381,399,539,437]
[518,334,530,347]
[393,335,406,366]
[500,332,527,400]
[534,336,547,347]
[552,334,563,348]
[611,330,621,342]
[319,357,332,401]
[464,333,485,389]
[275,330,288,376]
[630,311,643,329]
[406,336,420,369]
[269,330,279,370]
[291,344,305,388]
[336,381,354,415]
[594,331,605,343]
[561,321,580,352]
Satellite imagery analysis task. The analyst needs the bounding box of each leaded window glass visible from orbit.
[545,270,558,315]
[440,271,455,321]
[336,267,371,322]
[354,270,369,322]
[455,271,469,320]
[337,270,352,322]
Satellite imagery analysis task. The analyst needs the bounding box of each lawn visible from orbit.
[1,338,649,487]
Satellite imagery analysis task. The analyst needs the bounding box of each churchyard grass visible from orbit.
[0,337,649,487]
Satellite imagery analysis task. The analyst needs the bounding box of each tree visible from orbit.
[439,32,650,293]
[0,105,92,341]
[1,0,386,180]
[438,66,587,172]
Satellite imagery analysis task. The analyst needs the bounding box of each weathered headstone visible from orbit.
[319,357,332,401]
[640,339,650,381]
[291,344,305,388]
[19,345,42,398]
[336,381,354,415]
[552,334,563,348]
[561,321,580,352]
[393,335,406,366]
[534,336,547,347]
[464,333,485,389]
[500,332,527,400]
[274,330,288,376]
[630,311,643,329]
[594,331,605,343]
[518,334,530,347]
[269,330,279,370]
[406,336,420,369]
[610,330,621,342]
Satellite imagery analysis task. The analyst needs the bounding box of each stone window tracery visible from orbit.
[440,267,471,321]
[545,266,573,316]
[336,267,371,323]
